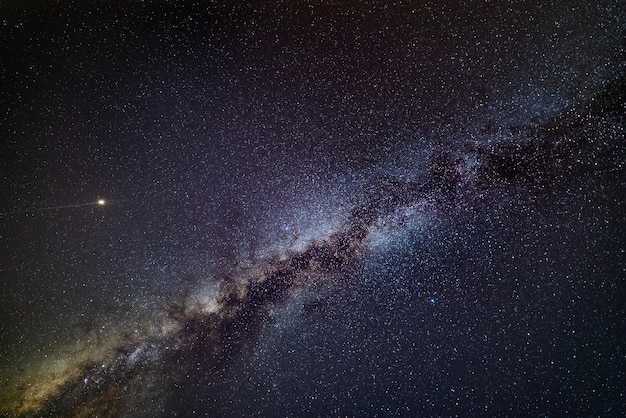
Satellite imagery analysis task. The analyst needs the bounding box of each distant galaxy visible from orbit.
[1,1,625,417]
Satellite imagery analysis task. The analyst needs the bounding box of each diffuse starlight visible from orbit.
[3,116,593,416]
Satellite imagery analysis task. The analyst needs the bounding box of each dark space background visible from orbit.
[0,1,624,416]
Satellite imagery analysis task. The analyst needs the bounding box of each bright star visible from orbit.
[1,199,109,215]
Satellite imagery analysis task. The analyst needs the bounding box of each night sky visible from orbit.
[1,1,625,417]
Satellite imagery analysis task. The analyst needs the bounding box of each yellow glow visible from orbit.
[97,199,106,205]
